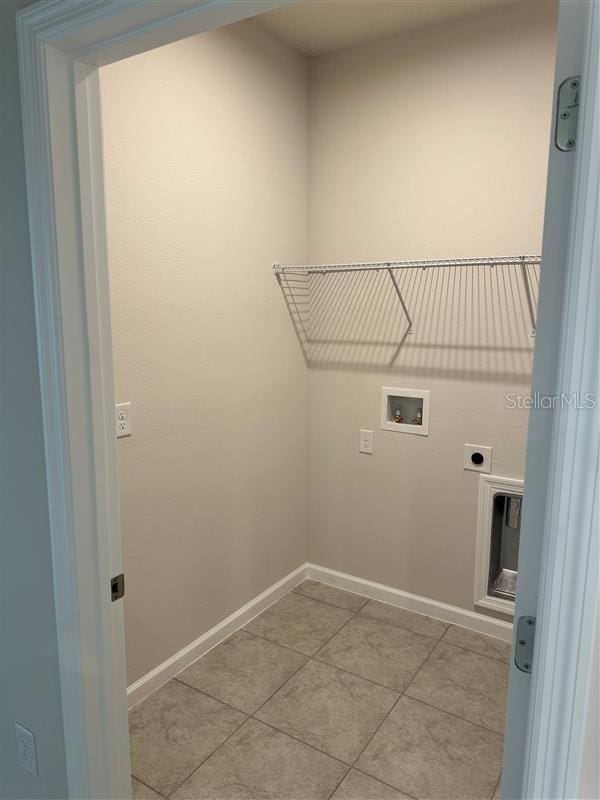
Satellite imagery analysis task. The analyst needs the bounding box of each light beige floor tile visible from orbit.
[293,580,368,612]
[255,659,398,763]
[356,696,503,800]
[129,679,246,796]
[244,592,353,656]
[331,769,412,799]
[176,630,306,713]
[442,625,511,663]
[131,777,163,799]
[359,600,448,640]
[171,718,347,800]
[317,614,435,692]
[405,642,509,733]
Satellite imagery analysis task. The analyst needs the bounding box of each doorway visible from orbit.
[16,0,596,796]
[100,6,553,795]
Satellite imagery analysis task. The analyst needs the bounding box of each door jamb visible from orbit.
[518,4,600,796]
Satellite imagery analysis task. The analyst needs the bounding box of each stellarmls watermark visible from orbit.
[506,392,597,409]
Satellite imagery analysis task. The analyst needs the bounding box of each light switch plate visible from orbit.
[464,443,492,473]
[115,402,132,438]
[359,429,374,455]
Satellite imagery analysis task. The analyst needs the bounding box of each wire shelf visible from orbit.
[274,255,541,368]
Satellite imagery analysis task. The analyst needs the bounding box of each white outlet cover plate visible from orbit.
[15,722,37,776]
[359,429,374,454]
[464,443,492,473]
[115,402,132,438]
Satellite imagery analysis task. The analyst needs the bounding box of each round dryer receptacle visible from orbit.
[471,452,485,466]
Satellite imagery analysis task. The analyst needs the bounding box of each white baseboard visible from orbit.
[127,563,308,708]
[128,561,514,707]
[305,563,513,643]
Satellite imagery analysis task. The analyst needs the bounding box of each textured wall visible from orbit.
[306,2,557,612]
[0,2,68,797]
[101,22,309,684]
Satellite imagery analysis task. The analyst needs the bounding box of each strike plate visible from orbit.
[555,76,580,152]
[514,616,536,673]
[111,572,125,602]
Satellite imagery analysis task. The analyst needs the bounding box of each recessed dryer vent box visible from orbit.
[381,387,430,436]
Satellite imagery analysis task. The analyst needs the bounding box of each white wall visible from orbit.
[307,1,557,611]
[0,2,69,797]
[101,22,309,684]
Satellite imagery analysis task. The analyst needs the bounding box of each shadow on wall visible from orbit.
[276,261,539,382]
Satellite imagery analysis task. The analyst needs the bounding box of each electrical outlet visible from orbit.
[115,402,132,438]
[464,443,492,473]
[359,429,374,455]
[15,723,37,776]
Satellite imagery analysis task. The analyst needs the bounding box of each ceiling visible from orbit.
[256,0,513,57]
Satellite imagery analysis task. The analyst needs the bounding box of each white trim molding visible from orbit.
[306,563,513,642]
[128,561,513,710]
[127,564,307,709]
[474,475,523,617]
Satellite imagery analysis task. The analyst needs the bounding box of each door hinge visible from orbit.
[111,573,125,602]
[514,615,536,673]
[555,76,580,152]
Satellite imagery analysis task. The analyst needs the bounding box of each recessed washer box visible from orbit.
[380,387,430,436]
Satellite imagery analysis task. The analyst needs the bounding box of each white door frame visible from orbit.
[15,1,598,798]
[502,3,599,798]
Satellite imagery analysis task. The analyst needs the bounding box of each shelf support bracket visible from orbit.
[387,267,414,334]
[520,257,537,336]
[276,271,311,363]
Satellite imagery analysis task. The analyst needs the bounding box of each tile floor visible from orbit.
[129,580,510,800]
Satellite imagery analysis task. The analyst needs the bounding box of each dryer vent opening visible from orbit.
[488,493,521,601]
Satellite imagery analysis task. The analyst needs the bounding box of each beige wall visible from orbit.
[101,22,309,684]
[306,2,557,611]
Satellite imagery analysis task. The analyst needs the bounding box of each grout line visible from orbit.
[164,713,251,798]
[401,695,506,738]
[491,773,502,799]
[354,760,420,800]
[312,654,403,696]
[352,766,419,800]
[250,653,312,718]
[292,584,370,614]
[172,676,254,717]
[250,716,353,768]
[130,774,166,798]
[438,631,511,664]
[400,641,508,736]
[250,604,365,718]
[241,628,315,659]
[349,692,402,769]
[357,605,450,642]
[400,638,443,698]
[325,764,353,800]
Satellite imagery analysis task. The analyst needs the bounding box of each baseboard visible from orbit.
[127,563,308,708]
[305,563,513,642]
[128,560,513,707]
